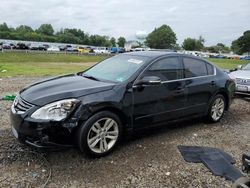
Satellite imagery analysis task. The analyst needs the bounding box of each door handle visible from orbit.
[211,81,216,86]
[175,87,185,94]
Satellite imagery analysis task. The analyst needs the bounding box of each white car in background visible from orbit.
[229,63,250,95]
[93,47,110,54]
[47,46,60,52]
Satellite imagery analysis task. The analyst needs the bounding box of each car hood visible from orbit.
[229,70,250,79]
[20,74,116,106]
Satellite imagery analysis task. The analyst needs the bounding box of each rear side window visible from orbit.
[145,57,182,81]
[206,63,214,75]
[183,58,207,78]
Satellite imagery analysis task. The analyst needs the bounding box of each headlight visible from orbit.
[31,99,79,121]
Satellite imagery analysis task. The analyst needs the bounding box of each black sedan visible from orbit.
[10,52,235,157]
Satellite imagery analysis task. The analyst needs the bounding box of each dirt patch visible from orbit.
[0,77,250,187]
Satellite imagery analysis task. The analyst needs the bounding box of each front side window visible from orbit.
[84,55,150,82]
[144,57,182,81]
[206,63,214,75]
[183,58,207,78]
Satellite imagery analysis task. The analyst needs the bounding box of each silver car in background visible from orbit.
[229,63,250,95]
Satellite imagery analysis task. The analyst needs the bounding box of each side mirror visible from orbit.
[237,65,243,70]
[136,76,161,86]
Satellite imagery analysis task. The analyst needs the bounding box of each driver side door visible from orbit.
[132,56,187,129]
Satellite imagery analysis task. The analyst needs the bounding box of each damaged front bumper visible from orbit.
[10,104,77,149]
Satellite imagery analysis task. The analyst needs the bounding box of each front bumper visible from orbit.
[10,105,74,149]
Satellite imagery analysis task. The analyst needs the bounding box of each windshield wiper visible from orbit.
[82,74,100,81]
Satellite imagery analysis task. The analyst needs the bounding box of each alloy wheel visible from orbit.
[87,118,119,154]
[211,98,225,121]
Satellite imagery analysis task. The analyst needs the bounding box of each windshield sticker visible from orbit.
[128,59,143,64]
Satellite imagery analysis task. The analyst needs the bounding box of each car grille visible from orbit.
[13,95,34,114]
[236,78,250,86]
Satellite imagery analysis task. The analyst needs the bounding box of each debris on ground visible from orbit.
[1,94,16,101]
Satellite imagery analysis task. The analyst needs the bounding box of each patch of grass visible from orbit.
[0,52,108,63]
[0,52,249,77]
[0,62,96,77]
[207,58,248,69]
[0,52,107,77]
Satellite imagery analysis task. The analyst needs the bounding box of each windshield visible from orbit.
[84,54,150,82]
[243,63,250,70]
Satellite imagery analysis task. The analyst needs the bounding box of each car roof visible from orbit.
[122,51,216,65]
[123,51,179,58]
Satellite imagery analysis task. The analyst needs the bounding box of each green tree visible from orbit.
[0,22,10,32]
[88,35,111,46]
[182,36,204,51]
[0,23,12,39]
[16,25,33,33]
[146,25,177,49]
[117,37,126,47]
[231,40,241,55]
[182,38,197,51]
[37,24,54,36]
[216,43,230,53]
[57,32,81,44]
[231,30,250,55]
[206,46,219,53]
[110,37,116,47]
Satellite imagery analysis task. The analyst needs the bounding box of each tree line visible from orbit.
[145,25,249,55]
[0,23,126,47]
[0,22,249,54]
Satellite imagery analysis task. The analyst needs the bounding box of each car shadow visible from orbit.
[43,116,208,157]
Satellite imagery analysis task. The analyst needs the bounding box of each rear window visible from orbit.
[183,58,207,78]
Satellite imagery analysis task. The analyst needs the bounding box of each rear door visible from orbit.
[132,56,187,128]
[181,56,216,116]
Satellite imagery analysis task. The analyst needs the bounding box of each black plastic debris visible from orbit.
[178,146,243,182]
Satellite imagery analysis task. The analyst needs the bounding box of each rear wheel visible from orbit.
[207,94,226,122]
[77,111,122,157]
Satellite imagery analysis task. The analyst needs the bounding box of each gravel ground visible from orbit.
[0,77,250,188]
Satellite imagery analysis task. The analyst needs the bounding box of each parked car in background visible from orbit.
[15,43,29,50]
[28,44,39,50]
[133,48,146,52]
[10,51,235,157]
[59,45,67,51]
[9,43,16,49]
[241,56,250,60]
[38,45,47,51]
[229,63,250,96]
[66,46,78,52]
[43,44,50,50]
[87,47,94,53]
[2,43,11,49]
[47,46,60,52]
[110,47,125,53]
[78,46,90,53]
[93,47,110,54]
[59,45,72,51]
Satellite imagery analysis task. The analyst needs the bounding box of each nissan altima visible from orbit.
[10,51,235,157]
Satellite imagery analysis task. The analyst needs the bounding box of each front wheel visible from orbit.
[207,94,226,122]
[77,111,122,157]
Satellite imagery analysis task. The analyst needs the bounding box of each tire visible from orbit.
[206,94,226,123]
[77,111,123,157]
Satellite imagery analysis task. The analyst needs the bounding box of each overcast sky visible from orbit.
[0,0,249,46]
